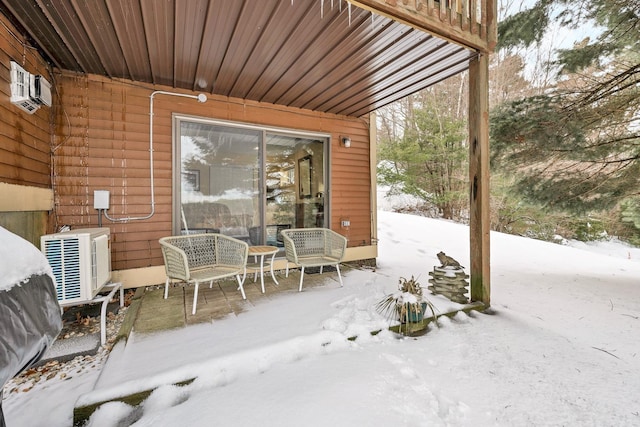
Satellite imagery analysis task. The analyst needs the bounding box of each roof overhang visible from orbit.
[0,0,480,117]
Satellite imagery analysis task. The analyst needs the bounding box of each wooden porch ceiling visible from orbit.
[0,0,477,117]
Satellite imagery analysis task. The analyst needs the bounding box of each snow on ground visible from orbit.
[566,237,640,263]
[0,227,54,292]
[3,210,640,426]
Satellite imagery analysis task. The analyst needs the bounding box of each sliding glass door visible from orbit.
[265,134,325,245]
[175,117,327,248]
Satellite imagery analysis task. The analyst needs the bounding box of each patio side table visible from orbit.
[246,245,279,293]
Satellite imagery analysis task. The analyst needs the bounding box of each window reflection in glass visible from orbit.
[179,122,259,241]
[176,119,326,247]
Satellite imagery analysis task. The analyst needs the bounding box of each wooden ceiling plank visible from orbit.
[338,51,472,116]
[35,0,105,74]
[106,0,152,82]
[284,14,397,108]
[323,45,468,115]
[0,0,69,70]
[302,29,442,112]
[227,0,297,99]
[214,0,282,97]
[140,0,174,87]
[264,4,370,106]
[240,0,316,101]
[194,0,244,94]
[71,0,125,79]
[174,0,208,88]
[245,1,330,101]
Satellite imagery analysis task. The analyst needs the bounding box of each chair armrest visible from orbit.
[215,234,249,269]
[326,229,347,260]
[282,232,299,264]
[159,238,190,281]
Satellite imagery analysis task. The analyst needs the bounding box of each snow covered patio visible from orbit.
[68,220,485,425]
[126,265,356,335]
[4,210,640,426]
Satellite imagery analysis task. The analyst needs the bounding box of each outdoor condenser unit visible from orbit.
[41,228,112,305]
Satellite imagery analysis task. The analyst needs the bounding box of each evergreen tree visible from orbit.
[492,0,640,212]
[378,90,468,220]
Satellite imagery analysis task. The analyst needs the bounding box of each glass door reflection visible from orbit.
[179,122,260,243]
[264,134,324,248]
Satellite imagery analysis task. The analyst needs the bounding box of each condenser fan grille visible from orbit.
[44,237,82,301]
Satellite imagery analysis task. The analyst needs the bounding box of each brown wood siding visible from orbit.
[0,14,53,189]
[54,72,372,272]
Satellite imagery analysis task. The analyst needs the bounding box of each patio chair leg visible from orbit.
[336,264,343,287]
[192,282,200,315]
[164,277,170,299]
[236,274,247,299]
[286,263,289,277]
[209,279,214,289]
[298,266,305,292]
[320,265,323,274]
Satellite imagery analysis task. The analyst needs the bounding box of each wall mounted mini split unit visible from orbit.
[9,61,52,114]
[30,74,52,106]
[41,228,112,305]
[10,61,39,114]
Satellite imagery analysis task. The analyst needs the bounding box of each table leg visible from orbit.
[253,255,259,282]
[269,252,279,285]
[259,254,265,293]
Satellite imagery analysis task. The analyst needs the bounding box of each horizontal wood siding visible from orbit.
[54,72,372,272]
[0,14,53,188]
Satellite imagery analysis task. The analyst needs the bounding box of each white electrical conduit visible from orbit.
[104,90,207,222]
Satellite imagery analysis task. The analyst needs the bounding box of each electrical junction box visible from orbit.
[94,190,110,210]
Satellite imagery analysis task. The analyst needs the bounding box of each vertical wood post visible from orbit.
[369,111,379,257]
[468,53,491,306]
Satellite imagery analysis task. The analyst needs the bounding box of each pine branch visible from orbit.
[591,346,621,360]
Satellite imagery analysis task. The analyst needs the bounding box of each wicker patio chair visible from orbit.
[159,233,248,314]
[280,228,347,292]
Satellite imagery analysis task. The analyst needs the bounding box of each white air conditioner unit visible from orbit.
[10,61,40,114]
[41,228,112,305]
[30,74,52,107]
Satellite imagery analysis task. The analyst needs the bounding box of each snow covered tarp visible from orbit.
[0,227,62,426]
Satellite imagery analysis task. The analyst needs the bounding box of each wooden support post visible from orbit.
[468,53,490,306]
